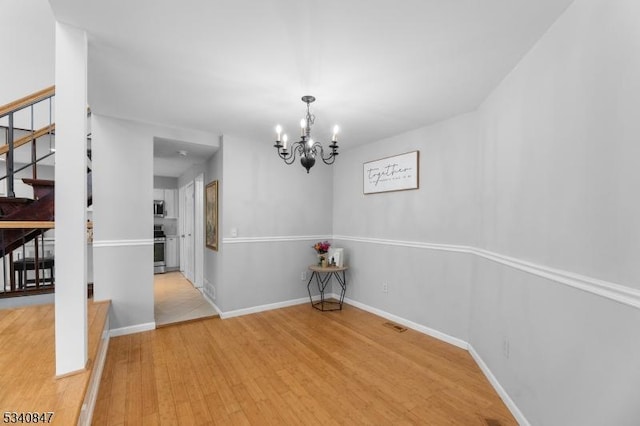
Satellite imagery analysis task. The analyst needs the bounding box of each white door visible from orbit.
[194,174,204,288]
[178,185,186,272]
[184,181,195,283]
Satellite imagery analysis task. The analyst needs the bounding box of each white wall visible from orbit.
[0,0,54,107]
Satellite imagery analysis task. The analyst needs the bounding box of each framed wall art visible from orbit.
[363,150,419,194]
[205,180,219,251]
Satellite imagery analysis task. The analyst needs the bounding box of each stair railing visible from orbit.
[0,87,93,299]
[0,86,55,196]
[0,221,54,296]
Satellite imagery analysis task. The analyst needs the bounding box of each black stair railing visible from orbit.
[0,87,93,299]
[0,86,56,194]
[0,87,56,298]
[0,223,55,296]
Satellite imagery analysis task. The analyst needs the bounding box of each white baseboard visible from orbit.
[469,345,530,426]
[189,288,528,424]
[333,293,468,350]
[329,294,527,425]
[219,296,310,319]
[79,315,110,426]
[202,292,223,316]
[109,321,156,337]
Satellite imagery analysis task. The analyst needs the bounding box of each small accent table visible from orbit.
[306,265,348,311]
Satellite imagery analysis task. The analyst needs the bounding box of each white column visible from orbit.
[54,22,88,376]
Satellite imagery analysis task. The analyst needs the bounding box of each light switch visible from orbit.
[230,227,238,237]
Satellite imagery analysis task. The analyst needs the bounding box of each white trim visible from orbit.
[78,315,110,426]
[209,289,526,423]
[334,294,469,350]
[329,295,526,424]
[223,235,332,244]
[202,291,223,317]
[474,248,640,310]
[469,345,530,426]
[218,297,310,319]
[93,239,154,248]
[333,235,471,254]
[109,321,156,337]
[333,235,640,310]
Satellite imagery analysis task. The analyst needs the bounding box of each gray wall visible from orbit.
[153,175,178,189]
[92,114,155,330]
[213,133,333,313]
[86,0,639,422]
[331,0,640,424]
[332,113,479,342]
[92,114,218,331]
[470,0,640,424]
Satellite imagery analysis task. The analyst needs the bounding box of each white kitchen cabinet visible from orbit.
[166,236,179,270]
[153,188,164,200]
[164,189,178,218]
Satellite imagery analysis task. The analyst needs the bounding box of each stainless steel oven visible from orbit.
[154,225,166,274]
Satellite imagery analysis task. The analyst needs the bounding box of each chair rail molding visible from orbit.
[333,235,640,311]
[222,235,332,244]
[93,239,154,248]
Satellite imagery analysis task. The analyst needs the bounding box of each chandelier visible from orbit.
[273,95,339,173]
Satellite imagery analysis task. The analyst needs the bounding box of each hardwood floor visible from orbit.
[0,300,110,425]
[93,303,516,425]
[154,272,218,327]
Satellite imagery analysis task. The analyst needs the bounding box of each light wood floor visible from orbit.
[93,303,516,425]
[0,300,110,425]
[154,272,218,327]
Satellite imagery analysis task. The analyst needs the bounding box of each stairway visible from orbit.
[0,179,54,258]
[1,86,58,295]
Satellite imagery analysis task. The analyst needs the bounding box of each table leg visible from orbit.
[307,270,345,311]
[333,270,347,308]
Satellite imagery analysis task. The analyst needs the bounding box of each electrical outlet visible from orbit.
[382,283,388,293]
[301,271,307,281]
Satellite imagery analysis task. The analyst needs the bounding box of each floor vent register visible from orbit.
[383,321,408,333]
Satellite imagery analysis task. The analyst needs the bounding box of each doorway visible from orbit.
[154,172,209,327]
[179,173,204,288]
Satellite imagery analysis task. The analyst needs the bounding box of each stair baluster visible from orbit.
[6,112,14,197]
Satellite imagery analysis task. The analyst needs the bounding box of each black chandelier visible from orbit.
[273,95,339,173]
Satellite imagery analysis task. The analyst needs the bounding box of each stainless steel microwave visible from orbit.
[153,200,165,217]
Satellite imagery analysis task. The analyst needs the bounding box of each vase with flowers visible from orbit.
[313,241,331,267]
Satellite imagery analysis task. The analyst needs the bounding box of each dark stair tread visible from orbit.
[0,197,34,216]
[22,178,55,200]
[22,179,54,186]
[0,197,33,204]
[0,191,54,257]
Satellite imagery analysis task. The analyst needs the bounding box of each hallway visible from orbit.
[154,271,218,327]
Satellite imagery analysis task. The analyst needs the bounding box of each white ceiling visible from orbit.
[153,137,218,178]
[46,0,573,167]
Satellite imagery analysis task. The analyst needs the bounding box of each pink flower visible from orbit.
[312,241,331,254]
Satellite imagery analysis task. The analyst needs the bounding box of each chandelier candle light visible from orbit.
[273,95,340,173]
